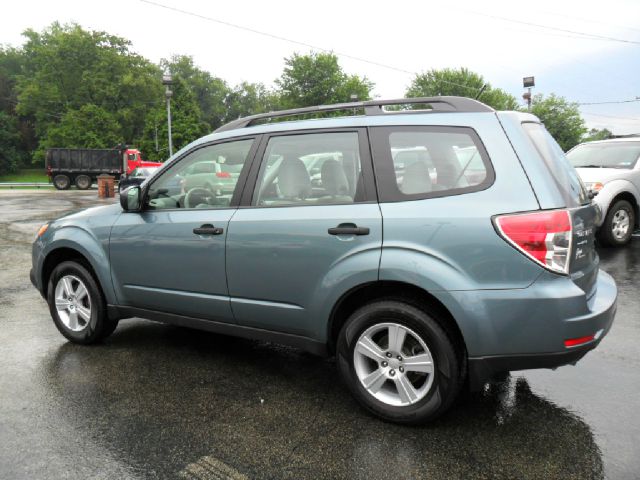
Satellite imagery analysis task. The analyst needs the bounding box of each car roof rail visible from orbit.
[215,96,494,133]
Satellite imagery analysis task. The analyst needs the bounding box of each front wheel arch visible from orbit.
[608,192,639,228]
[42,247,102,300]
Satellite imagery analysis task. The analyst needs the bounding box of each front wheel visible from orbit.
[53,174,71,190]
[47,261,118,344]
[598,199,635,247]
[337,300,464,424]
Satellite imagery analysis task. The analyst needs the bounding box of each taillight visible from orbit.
[216,172,231,178]
[564,334,595,348]
[494,209,572,275]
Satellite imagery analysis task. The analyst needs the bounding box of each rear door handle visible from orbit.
[328,223,370,236]
[193,224,224,235]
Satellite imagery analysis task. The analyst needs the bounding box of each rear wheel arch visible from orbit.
[327,281,467,362]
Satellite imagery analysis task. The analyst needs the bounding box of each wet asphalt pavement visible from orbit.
[0,190,639,480]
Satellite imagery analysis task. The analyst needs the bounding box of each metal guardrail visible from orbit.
[0,182,53,188]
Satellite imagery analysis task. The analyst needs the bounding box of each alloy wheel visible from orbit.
[612,208,630,241]
[54,275,92,332]
[353,322,435,407]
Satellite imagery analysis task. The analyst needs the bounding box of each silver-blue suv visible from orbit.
[31,97,617,424]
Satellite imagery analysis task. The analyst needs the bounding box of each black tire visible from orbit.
[75,174,92,190]
[336,300,464,424]
[598,199,635,247]
[53,174,71,190]
[46,260,118,344]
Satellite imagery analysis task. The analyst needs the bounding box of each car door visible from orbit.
[109,137,258,322]
[226,129,382,339]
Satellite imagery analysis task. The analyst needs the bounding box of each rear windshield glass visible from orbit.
[567,142,640,169]
[522,122,589,207]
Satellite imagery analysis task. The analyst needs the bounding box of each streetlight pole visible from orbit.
[523,76,535,112]
[162,71,174,157]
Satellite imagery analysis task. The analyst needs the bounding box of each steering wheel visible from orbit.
[184,187,213,209]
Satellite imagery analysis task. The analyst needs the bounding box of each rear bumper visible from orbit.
[468,342,596,390]
[465,269,617,390]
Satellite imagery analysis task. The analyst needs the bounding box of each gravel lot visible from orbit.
[1,189,639,479]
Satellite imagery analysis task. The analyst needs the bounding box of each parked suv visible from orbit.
[31,97,617,424]
[566,138,640,246]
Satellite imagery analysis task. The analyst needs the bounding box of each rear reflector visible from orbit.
[494,210,572,275]
[216,172,231,178]
[564,334,595,348]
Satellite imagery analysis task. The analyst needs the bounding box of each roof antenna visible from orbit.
[475,83,487,100]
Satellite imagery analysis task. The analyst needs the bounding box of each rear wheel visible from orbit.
[598,200,635,247]
[53,174,71,190]
[337,300,463,424]
[75,174,92,190]
[47,261,118,344]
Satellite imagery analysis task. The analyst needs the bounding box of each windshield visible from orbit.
[567,142,640,169]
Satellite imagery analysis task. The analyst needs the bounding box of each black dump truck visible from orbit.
[46,148,124,190]
[45,147,158,190]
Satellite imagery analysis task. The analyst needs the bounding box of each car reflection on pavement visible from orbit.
[41,323,603,480]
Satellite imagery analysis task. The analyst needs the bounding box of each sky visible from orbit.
[1,0,639,134]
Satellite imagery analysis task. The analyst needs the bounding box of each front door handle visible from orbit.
[328,223,370,236]
[193,224,224,235]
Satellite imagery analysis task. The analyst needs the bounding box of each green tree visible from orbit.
[0,46,22,113]
[39,104,121,151]
[224,81,279,122]
[0,111,24,175]
[15,23,162,162]
[406,67,519,110]
[139,76,209,161]
[0,46,33,166]
[530,94,587,151]
[275,52,373,109]
[583,127,612,143]
[161,55,230,130]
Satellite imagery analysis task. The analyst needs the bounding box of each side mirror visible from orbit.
[120,186,142,212]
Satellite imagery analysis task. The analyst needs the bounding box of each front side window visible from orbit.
[253,132,363,206]
[371,126,494,202]
[146,139,254,210]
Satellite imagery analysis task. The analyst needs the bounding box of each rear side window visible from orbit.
[370,126,494,202]
[522,122,589,207]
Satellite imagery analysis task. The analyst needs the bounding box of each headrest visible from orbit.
[401,162,432,194]
[277,157,311,199]
[321,160,350,196]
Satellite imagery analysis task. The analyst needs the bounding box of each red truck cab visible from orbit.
[125,149,162,174]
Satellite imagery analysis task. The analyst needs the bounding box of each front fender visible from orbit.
[595,180,640,225]
[40,225,116,304]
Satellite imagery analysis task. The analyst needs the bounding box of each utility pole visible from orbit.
[523,76,535,111]
[162,71,174,157]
